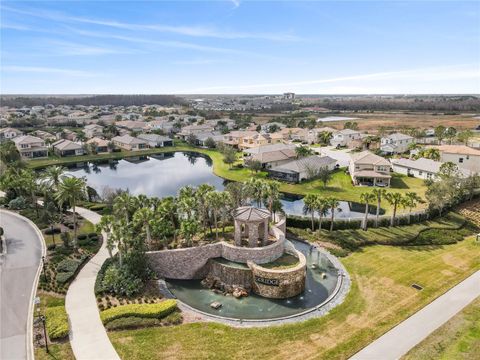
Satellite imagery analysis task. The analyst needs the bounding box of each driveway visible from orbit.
[0,210,44,360]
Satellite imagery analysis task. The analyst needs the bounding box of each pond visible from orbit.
[64,152,381,218]
[166,239,340,320]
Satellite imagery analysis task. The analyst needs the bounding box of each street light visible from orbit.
[40,315,49,353]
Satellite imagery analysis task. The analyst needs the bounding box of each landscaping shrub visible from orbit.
[56,258,80,273]
[104,316,160,331]
[95,257,115,295]
[414,228,470,245]
[9,196,28,210]
[55,272,75,285]
[55,255,88,285]
[88,232,98,238]
[47,244,56,251]
[100,300,177,324]
[102,265,143,297]
[45,306,69,340]
[78,234,87,240]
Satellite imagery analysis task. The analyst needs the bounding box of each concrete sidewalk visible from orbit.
[65,207,120,360]
[351,270,480,360]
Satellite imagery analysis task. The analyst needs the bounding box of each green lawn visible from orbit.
[28,144,427,213]
[403,297,480,360]
[108,235,480,360]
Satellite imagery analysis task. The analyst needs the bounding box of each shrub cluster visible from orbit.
[100,300,177,324]
[95,257,115,295]
[104,311,183,331]
[45,306,69,340]
[55,255,88,285]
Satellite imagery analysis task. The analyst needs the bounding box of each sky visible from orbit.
[1,1,479,94]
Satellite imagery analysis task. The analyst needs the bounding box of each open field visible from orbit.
[402,297,480,360]
[28,145,427,214]
[108,232,480,360]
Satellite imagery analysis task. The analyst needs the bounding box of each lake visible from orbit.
[64,152,379,218]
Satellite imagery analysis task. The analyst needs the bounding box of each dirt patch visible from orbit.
[442,253,469,271]
[115,336,133,345]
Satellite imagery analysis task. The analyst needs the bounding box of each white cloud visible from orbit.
[230,0,241,9]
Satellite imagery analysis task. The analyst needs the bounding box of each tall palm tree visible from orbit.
[178,186,197,220]
[133,207,154,247]
[245,178,266,207]
[315,196,328,231]
[372,188,386,228]
[385,192,403,227]
[219,191,233,235]
[402,192,424,224]
[195,184,215,237]
[205,191,224,241]
[360,192,376,231]
[326,197,340,232]
[97,215,116,258]
[303,194,317,231]
[55,177,86,250]
[41,166,66,191]
[264,181,281,215]
[318,131,333,146]
[113,192,136,223]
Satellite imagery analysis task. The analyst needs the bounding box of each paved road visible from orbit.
[351,270,480,360]
[65,207,120,360]
[0,210,44,360]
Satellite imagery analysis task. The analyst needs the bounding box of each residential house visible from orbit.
[137,134,173,147]
[240,132,283,149]
[260,122,287,133]
[330,129,362,148]
[115,120,149,133]
[430,145,480,174]
[244,143,297,168]
[194,131,224,147]
[205,118,236,130]
[380,133,415,154]
[146,120,176,134]
[52,139,85,157]
[222,130,259,147]
[277,127,308,142]
[112,135,148,151]
[177,124,215,139]
[83,124,104,138]
[12,135,48,159]
[268,155,337,183]
[349,151,392,186]
[86,137,110,153]
[391,157,471,180]
[31,130,56,142]
[56,129,77,141]
[0,127,22,143]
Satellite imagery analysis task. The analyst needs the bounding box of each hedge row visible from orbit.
[286,212,431,231]
[45,306,69,340]
[104,311,183,331]
[100,300,177,324]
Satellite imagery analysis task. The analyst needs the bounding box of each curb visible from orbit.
[0,209,47,360]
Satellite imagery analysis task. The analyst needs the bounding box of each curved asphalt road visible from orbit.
[0,210,44,360]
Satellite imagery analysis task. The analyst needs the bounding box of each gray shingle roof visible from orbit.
[233,206,270,222]
[271,155,336,173]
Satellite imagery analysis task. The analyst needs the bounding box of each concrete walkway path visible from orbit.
[351,270,480,360]
[65,207,120,360]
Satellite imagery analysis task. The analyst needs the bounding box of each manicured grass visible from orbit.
[108,236,480,360]
[34,342,74,360]
[28,144,427,213]
[403,297,480,360]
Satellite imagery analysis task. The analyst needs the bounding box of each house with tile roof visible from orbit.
[429,145,480,173]
[13,135,48,159]
[349,151,392,186]
[112,135,148,151]
[52,139,85,157]
[268,155,337,183]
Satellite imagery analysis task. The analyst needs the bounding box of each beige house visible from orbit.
[177,124,215,139]
[330,129,362,148]
[86,137,110,153]
[13,135,48,159]
[222,130,259,147]
[240,132,283,149]
[0,127,22,143]
[52,139,85,157]
[430,145,480,174]
[112,135,148,151]
[349,151,392,186]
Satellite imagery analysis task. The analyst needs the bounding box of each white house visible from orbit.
[0,127,22,142]
[380,133,415,154]
[330,129,362,148]
[391,157,471,180]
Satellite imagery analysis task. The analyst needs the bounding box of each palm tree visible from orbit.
[303,194,317,231]
[113,192,136,223]
[402,192,424,224]
[372,188,386,228]
[360,192,376,231]
[318,131,333,146]
[55,177,87,250]
[205,191,224,241]
[314,196,328,231]
[42,165,66,191]
[195,184,215,237]
[264,181,280,215]
[326,197,340,232]
[97,215,116,259]
[245,178,265,207]
[219,191,233,236]
[295,145,313,158]
[178,186,197,220]
[385,192,403,227]
[133,207,154,247]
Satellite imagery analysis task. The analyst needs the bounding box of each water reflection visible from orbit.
[64,152,384,218]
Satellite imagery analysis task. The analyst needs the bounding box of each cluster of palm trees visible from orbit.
[0,164,88,249]
[360,189,424,230]
[302,194,340,232]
